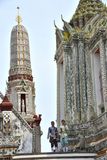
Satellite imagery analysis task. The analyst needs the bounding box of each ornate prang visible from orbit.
[7,8,36,121]
[0,7,41,156]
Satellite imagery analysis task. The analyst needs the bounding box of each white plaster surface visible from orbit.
[12,112,32,153]
[2,111,32,154]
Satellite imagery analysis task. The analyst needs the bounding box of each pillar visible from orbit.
[100,36,107,112]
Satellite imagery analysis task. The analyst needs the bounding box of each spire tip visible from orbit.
[16,6,22,25]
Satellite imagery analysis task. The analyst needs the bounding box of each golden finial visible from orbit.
[16,7,22,25]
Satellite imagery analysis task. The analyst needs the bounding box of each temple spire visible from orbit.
[16,7,22,25]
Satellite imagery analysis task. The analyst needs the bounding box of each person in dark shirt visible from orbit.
[47,121,58,152]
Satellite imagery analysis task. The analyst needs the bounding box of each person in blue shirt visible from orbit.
[47,121,58,152]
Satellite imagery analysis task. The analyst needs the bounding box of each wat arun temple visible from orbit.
[0,0,107,159]
[55,0,107,159]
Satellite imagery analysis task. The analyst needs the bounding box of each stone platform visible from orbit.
[12,152,96,160]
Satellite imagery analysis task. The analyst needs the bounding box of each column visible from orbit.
[78,38,87,122]
[100,37,107,112]
[63,43,73,124]
[26,94,28,113]
[33,126,41,153]
[72,40,79,124]
[85,42,96,121]
[18,93,21,112]
[32,115,41,153]
[56,63,61,127]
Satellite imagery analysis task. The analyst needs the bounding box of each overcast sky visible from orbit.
[0,0,107,152]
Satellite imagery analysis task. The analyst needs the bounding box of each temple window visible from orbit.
[21,94,26,113]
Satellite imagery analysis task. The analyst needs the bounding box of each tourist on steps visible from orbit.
[59,119,69,152]
[47,121,58,152]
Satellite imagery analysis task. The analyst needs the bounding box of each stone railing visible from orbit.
[12,107,33,133]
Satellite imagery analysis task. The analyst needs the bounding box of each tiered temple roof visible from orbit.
[70,0,107,28]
